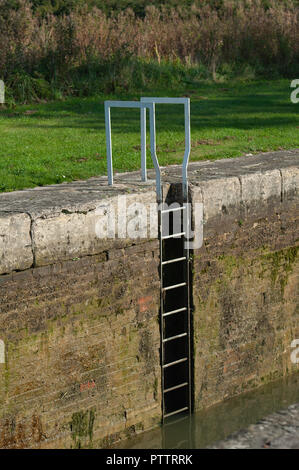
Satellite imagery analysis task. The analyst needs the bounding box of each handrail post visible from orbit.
[105,102,113,186]
[140,106,147,182]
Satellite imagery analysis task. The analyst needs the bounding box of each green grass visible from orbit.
[0,79,298,192]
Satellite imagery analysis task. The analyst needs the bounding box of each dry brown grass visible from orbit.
[0,0,298,99]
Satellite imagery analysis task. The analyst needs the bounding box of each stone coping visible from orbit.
[0,149,298,274]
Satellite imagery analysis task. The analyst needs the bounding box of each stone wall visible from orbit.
[0,149,298,448]
[0,243,161,448]
[191,168,299,409]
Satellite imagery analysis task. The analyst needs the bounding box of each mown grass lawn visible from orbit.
[0,79,298,192]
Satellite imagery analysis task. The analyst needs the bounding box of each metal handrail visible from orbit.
[104,97,191,201]
[104,100,148,185]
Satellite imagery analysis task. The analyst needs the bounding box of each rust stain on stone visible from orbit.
[0,414,45,449]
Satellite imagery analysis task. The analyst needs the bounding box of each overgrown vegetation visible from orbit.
[0,0,298,104]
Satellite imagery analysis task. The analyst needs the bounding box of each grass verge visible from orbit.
[0,79,298,193]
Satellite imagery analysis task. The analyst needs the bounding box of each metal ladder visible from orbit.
[160,199,192,421]
[141,97,192,422]
[104,96,192,422]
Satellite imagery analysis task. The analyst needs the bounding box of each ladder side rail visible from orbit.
[185,196,192,415]
[104,102,113,186]
[140,106,147,182]
[141,97,191,201]
[158,199,165,422]
[148,102,162,202]
[182,99,191,201]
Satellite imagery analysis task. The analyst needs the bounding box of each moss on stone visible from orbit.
[262,246,298,296]
[69,408,96,449]
[217,254,244,278]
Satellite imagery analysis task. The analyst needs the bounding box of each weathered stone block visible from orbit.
[0,212,33,275]
[281,166,299,201]
[240,169,282,216]
[32,192,158,266]
[197,177,241,238]
[200,177,241,222]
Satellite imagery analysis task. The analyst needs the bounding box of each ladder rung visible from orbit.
[164,382,188,393]
[161,206,186,214]
[161,232,185,240]
[163,307,187,317]
[163,332,187,343]
[162,282,186,292]
[163,357,188,369]
[164,407,189,419]
[162,257,186,266]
